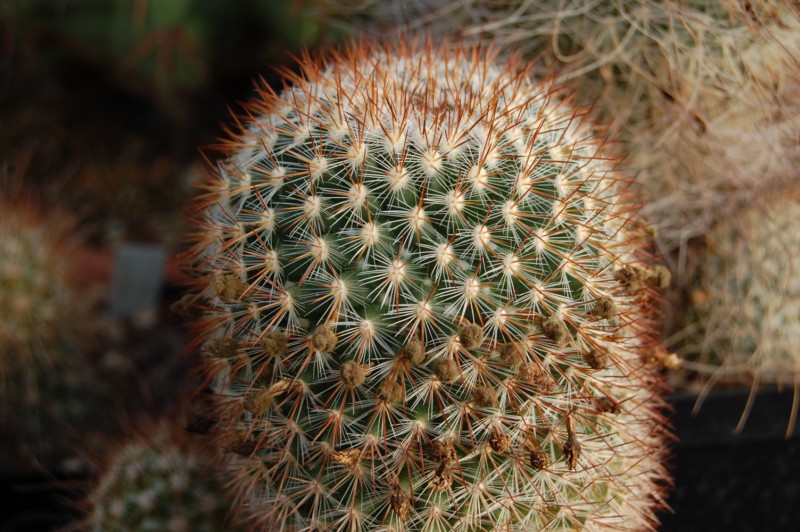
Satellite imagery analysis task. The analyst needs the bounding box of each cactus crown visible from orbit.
[189,39,669,530]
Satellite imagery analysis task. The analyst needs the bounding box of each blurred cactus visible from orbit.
[186,39,671,530]
[1,0,330,114]
[684,188,800,400]
[0,192,101,461]
[84,418,235,531]
[326,0,800,249]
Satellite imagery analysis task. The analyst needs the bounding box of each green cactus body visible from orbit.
[0,196,97,460]
[85,420,234,532]
[689,191,800,386]
[188,40,671,530]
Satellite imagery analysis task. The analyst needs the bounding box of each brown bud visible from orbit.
[496,342,523,368]
[614,264,648,291]
[228,440,256,457]
[332,448,362,467]
[390,485,411,521]
[204,337,239,358]
[399,339,426,365]
[518,364,556,393]
[529,447,550,471]
[429,462,453,492]
[488,427,510,453]
[582,349,608,370]
[215,274,247,301]
[542,316,571,346]
[311,325,338,352]
[648,265,671,289]
[596,396,621,415]
[615,263,670,291]
[377,378,403,404]
[340,360,366,388]
[589,297,616,320]
[645,346,682,369]
[425,439,457,463]
[472,385,499,408]
[432,358,460,382]
[262,331,289,357]
[563,432,580,470]
[517,364,541,382]
[459,322,484,350]
[244,387,273,416]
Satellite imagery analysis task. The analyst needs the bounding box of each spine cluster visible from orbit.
[187,39,671,530]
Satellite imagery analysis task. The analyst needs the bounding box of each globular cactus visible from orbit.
[187,39,672,530]
[326,0,800,249]
[685,188,800,395]
[0,194,99,460]
[84,419,235,532]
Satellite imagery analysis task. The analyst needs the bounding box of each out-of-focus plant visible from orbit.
[83,417,239,531]
[680,185,800,435]
[1,0,331,116]
[0,187,104,464]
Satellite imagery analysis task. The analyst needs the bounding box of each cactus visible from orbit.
[187,39,672,530]
[0,193,100,461]
[84,418,235,531]
[684,188,800,395]
[325,0,800,249]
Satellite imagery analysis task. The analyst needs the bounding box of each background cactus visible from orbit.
[325,0,800,250]
[83,418,235,531]
[0,191,102,463]
[681,186,800,406]
[187,39,671,530]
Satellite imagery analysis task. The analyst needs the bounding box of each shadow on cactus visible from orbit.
[185,38,673,530]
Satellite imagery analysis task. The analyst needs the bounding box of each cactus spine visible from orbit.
[187,39,671,530]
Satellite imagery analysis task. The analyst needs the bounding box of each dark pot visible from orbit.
[663,386,800,531]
